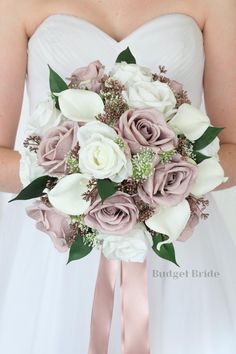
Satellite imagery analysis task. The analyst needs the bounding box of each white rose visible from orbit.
[78,122,132,182]
[123,80,177,119]
[97,224,153,262]
[19,150,46,188]
[190,157,228,197]
[55,88,104,122]
[168,103,211,141]
[27,96,63,135]
[145,199,191,250]
[110,62,153,86]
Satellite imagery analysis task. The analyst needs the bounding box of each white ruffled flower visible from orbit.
[78,121,132,182]
[27,97,63,135]
[145,199,191,250]
[110,62,153,86]
[19,150,46,188]
[168,103,211,141]
[56,88,104,122]
[48,173,91,215]
[97,224,153,262]
[123,80,177,119]
[190,157,228,197]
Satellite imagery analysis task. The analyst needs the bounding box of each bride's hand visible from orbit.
[203,0,236,190]
[0,1,27,193]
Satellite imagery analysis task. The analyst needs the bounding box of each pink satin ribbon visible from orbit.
[88,253,150,354]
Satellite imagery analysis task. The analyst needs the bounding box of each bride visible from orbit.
[0,0,236,353]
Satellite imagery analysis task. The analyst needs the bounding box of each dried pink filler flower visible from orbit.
[96,77,129,126]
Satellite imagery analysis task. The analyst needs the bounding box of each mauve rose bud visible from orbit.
[177,197,203,241]
[37,121,78,177]
[169,80,183,94]
[69,60,105,92]
[84,192,139,235]
[138,155,198,207]
[26,201,72,252]
[117,108,178,154]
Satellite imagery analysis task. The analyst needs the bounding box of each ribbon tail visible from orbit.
[88,253,120,354]
[121,258,151,354]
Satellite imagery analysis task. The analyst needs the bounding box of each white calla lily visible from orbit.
[56,89,104,122]
[48,173,90,215]
[190,157,228,197]
[168,103,210,141]
[145,200,191,250]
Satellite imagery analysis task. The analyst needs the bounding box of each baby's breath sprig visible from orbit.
[70,215,99,248]
[83,232,102,248]
[159,149,176,164]
[114,136,125,150]
[65,143,80,174]
[132,149,156,182]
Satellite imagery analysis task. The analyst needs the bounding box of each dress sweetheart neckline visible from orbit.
[28,12,203,46]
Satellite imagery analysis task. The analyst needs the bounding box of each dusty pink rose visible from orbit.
[117,108,178,153]
[84,192,139,235]
[69,60,105,92]
[26,201,72,252]
[37,121,78,177]
[138,155,198,207]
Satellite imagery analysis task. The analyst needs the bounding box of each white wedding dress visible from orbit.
[0,13,236,354]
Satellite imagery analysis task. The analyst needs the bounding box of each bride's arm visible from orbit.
[203,0,236,190]
[0,2,27,193]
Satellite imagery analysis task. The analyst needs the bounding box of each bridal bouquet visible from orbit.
[12,47,227,265]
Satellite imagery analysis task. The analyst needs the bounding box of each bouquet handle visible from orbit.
[88,253,150,354]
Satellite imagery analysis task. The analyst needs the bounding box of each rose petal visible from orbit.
[190,157,228,196]
[56,89,104,122]
[145,199,191,250]
[48,173,90,215]
[168,103,210,141]
[77,121,117,146]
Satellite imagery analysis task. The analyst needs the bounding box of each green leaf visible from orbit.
[67,235,93,264]
[195,151,211,164]
[193,126,224,151]
[115,46,136,64]
[48,65,68,110]
[97,179,118,202]
[152,233,179,267]
[9,176,56,202]
[48,65,68,93]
